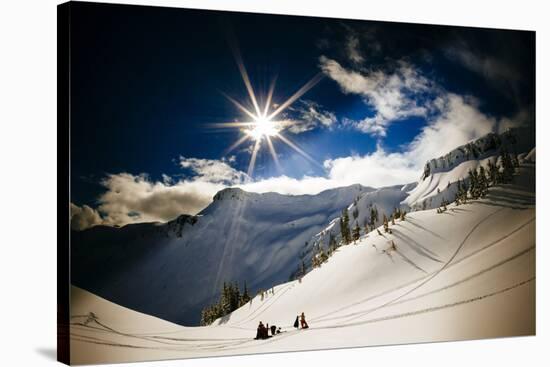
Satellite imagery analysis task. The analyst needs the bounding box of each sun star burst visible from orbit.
[210,46,324,178]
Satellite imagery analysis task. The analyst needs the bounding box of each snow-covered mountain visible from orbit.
[69,154,535,365]
[71,127,534,328]
[405,127,534,210]
[304,128,533,268]
[301,183,416,271]
[72,184,373,325]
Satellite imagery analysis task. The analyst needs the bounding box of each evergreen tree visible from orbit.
[319,248,328,263]
[352,207,359,220]
[220,282,232,314]
[487,160,500,186]
[328,234,337,256]
[352,222,361,242]
[478,165,489,197]
[468,168,479,199]
[340,208,351,244]
[383,214,389,233]
[500,149,515,183]
[231,282,240,311]
[240,281,250,306]
[455,179,467,205]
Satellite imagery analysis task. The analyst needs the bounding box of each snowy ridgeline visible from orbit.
[71,128,535,327]
[303,128,535,273]
[72,183,375,326]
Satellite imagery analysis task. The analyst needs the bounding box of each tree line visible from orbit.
[453,149,518,206]
[200,281,251,326]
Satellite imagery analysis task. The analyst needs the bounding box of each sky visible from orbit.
[69,2,535,230]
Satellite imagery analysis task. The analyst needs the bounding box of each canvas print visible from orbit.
[58,2,536,365]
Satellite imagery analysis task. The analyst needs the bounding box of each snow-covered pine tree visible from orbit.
[478,165,489,197]
[468,168,479,199]
[500,149,515,183]
[487,160,500,186]
[383,214,389,233]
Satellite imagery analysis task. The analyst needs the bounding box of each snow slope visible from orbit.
[306,183,416,258]
[406,127,534,210]
[72,184,373,325]
[70,160,535,365]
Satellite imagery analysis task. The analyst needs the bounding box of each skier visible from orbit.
[270,324,277,336]
[300,312,309,329]
[293,315,300,329]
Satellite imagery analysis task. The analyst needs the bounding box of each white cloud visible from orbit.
[319,56,435,137]
[95,173,226,227]
[70,203,104,231]
[346,35,364,64]
[179,156,248,184]
[282,100,337,134]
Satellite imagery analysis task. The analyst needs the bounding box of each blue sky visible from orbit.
[69,3,534,229]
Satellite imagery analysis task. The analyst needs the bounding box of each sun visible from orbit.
[207,43,324,178]
[247,117,280,140]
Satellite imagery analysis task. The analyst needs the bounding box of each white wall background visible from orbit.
[0,0,546,366]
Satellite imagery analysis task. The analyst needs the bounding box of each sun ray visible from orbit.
[224,134,251,155]
[220,92,257,121]
[263,75,278,117]
[205,122,256,129]
[265,135,282,172]
[230,42,262,117]
[267,73,324,121]
[247,139,261,177]
[277,133,322,168]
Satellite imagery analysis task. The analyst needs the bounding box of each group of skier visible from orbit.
[254,322,281,340]
[254,312,309,340]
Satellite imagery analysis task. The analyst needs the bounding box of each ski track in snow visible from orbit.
[311,244,535,324]
[230,282,296,326]
[336,207,507,324]
[69,213,535,353]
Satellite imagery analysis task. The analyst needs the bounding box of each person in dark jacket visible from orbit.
[293,315,299,329]
[300,312,309,329]
[270,325,277,336]
[255,321,268,339]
